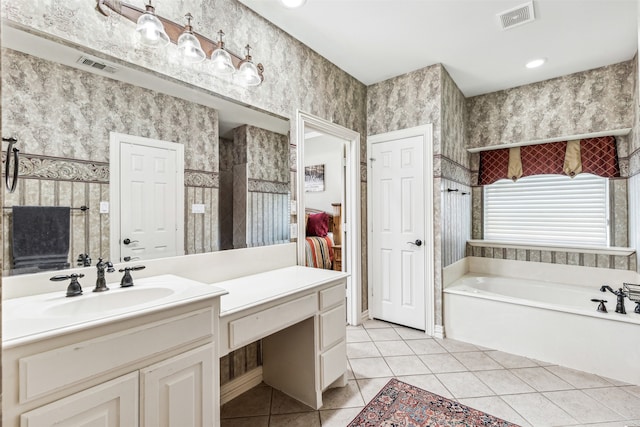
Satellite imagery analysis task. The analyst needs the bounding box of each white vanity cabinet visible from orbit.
[217,266,349,410]
[4,298,222,427]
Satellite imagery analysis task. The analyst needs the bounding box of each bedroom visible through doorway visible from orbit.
[296,111,361,326]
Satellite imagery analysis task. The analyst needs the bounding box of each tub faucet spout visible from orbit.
[600,285,627,314]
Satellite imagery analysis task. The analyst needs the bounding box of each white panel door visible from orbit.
[140,345,214,427]
[20,373,138,427]
[370,135,425,330]
[120,142,178,261]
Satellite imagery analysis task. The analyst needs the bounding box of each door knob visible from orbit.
[123,238,139,245]
[407,239,423,247]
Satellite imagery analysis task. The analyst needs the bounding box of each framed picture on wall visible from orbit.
[305,164,325,192]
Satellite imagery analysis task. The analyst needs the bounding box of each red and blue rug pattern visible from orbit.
[348,378,520,427]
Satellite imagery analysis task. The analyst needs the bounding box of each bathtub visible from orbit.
[444,274,640,385]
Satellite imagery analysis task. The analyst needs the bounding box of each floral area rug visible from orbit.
[348,378,520,427]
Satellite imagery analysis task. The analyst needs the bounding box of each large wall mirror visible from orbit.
[1,25,291,276]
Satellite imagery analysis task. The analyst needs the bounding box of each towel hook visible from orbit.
[3,137,19,193]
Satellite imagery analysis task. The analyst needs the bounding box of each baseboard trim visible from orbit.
[434,324,445,339]
[360,310,370,324]
[220,367,263,405]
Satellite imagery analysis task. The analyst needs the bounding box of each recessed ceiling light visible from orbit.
[526,58,546,69]
[280,0,306,8]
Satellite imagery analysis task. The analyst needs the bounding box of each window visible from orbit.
[483,174,609,247]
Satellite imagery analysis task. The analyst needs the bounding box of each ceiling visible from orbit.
[238,0,638,97]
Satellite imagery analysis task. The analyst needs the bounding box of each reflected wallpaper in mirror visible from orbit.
[1,47,290,275]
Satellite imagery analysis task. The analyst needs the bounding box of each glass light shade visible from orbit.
[235,60,261,87]
[135,12,170,47]
[210,48,235,76]
[177,32,206,63]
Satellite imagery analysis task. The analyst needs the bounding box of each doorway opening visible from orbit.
[296,111,362,326]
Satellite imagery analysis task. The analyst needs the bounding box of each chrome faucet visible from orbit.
[94,258,115,292]
[600,285,627,314]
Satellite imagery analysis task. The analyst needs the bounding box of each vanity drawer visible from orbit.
[320,340,346,389]
[18,308,214,404]
[319,283,345,311]
[320,304,346,351]
[229,293,317,349]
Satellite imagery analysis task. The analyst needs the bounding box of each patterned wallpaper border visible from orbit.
[436,155,471,186]
[466,243,637,271]
[4,153,110,183]
[248,179,290,194]
[184,170,219,188]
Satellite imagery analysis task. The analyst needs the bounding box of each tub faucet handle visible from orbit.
[590,298,608,313]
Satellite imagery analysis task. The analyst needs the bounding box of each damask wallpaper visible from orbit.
[466,60,635,150]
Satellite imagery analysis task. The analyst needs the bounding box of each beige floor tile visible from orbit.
[485,350,538,369]
[220,416,269,427]
[356,377,394,402]
[419,353,468,373]
[582,387,640,419]
[511,367,574,392]
[474,370,535,395]
[555,421,640,427]
[346,341,381,358]
[544,365,615,389]
[374,340,414,356]
[435,372,495,398]
[319,407,363,427]
[543,390,625,424]
[346,329,371,343]
[270,389,315,415]
[362,319,393,329]
[349,357,393,379]
[393,326,431,340]
[623,385,640,398]
[384,355,431,376]
[453,351,504,371]
[269,411,321,427]
[458,396,531,427]
[406,338,447,355]
[221,385,272,418]
[396,374,453,399]
[345,361,355,380]
[320,380,365,409]
[366,327,401,341]
[501,393,578,426]
[434,338,479,352]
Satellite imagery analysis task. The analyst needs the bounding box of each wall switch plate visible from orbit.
[290,223,298,238]
[290,200,297,214]
[192,204,205,214]
[99,201,109,213]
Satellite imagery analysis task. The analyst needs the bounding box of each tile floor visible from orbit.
[221,319,640,427]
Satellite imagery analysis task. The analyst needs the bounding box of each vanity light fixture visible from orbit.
[134,0,170,47]
[235,45,262,87]
[177,13,206,64]
[96,0,265,85]
[525,58,546,69]
[210,30,236,76]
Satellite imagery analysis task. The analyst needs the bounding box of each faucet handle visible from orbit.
[590,298,608,313]
[118,265,146,287]
[50,273,85,297]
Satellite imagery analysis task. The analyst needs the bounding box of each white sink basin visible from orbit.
[44,287,175,317]
[3,274,227,347]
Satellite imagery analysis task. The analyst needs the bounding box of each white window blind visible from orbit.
[484,174,609,247]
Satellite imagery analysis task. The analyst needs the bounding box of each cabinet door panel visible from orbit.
[141,344,214,427]
[20,373,138,427]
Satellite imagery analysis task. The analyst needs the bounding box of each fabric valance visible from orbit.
[478,136,619,185]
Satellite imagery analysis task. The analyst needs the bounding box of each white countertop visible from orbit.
[3,274,227,348]
[216,266,349,316]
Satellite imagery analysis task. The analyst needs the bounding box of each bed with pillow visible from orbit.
[304,203,341,270]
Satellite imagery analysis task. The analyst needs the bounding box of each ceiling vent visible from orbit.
[497,1,535,30]
[76,56,118,74]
